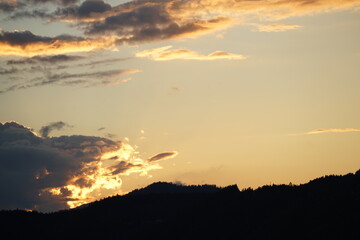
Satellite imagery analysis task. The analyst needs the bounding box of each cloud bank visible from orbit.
[0,121,177,212]
[6,0,357,49]
[1,0,359,93]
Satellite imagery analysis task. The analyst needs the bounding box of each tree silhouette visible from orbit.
[0,170,359,239]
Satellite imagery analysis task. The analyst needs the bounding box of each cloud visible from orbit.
[39,121,72,138]
[306,128,360,135]
[135,46,173,58]
[71,57,131,68]
[43,69,139,84]
[54,0,112,22]
[254,24,302,32]
[0,121,177,212]
[0,30,117,56]
[5,0,358,46]
[7,9,53,20]
[7,54,84,65]
[136,46,245,61]
[0,1,18,13]
[0,68,139,94]
[149,151,178,162]
[3,55,131,79]
[28,0,79,5]
[79,0,359,44]
[0,67,19,75]
[88,13,232,44]
[171,0,360,21]
[20,0,78,7]
[1,0,78,18]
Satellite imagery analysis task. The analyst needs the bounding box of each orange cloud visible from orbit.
[307,128,360,134]
[3,0,360,51]
[255,24,302,32]
[136,46,245,61]
[11,0,357,46]
[0,30,117,56]
[77,0,360,44]
[173,0,360,21]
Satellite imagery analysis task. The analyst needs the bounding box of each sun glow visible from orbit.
[43,141,162,209]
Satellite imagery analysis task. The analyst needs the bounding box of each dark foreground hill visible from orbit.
[1,170,359,240]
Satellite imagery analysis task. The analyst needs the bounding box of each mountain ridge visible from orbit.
[1,170,359,239]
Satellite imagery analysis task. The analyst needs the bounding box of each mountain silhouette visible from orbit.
[1,170,359,239]
[128,181,227,195]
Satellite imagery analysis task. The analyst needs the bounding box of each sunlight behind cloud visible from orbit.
[0,121,177,211]
[43,141,164,208]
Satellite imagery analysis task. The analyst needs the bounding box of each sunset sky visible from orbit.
[1,0,360,211]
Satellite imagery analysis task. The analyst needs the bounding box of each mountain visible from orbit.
[1,170,359,239]
[128,181,229,195]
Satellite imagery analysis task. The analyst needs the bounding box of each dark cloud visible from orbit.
[0,1,29,13]
[86,5,170,33]
[0,121,177,212]
[55,0,111,20]
[0,30,115,57]
[0,121,99,211]
[8,9,53,20]
[84,4,224,44]
[0,30,84,46]
[39,121,72,138]
[149,151,178,162]
[110,161,137,175]
[7,0,111,21]
[0,2,17,13]
[0,30,53,45]
[28,0,79,5]
[7,54,84,65]
[0,121,119,212]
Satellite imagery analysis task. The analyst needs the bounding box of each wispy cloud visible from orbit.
[149,151,178,162]
[7,54,84,65]
[40,121,72,138]
[1,0,77,14]
[306,128,360,135]
[0,67,19,75]
[136,46,245,61]
[254,24,302,32]
[0,68,139,94]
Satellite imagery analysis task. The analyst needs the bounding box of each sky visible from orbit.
[0,0,360,212]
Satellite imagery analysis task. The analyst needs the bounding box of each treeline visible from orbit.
[1,170,359,239]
